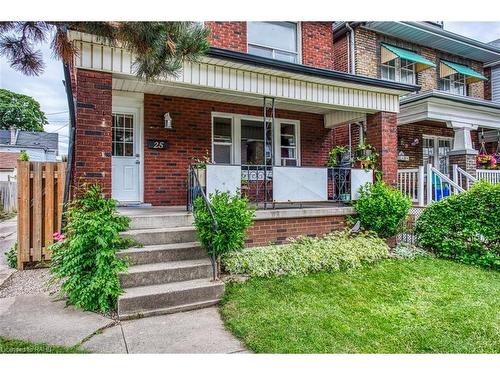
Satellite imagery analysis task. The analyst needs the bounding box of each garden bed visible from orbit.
[221,258,500,353]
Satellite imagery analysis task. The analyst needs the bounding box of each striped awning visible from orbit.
[381,43,436,72]
[440,60,488,84]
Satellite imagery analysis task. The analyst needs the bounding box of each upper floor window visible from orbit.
[439,73,467,96]
[247,22,299,63]
[381,58,416,84]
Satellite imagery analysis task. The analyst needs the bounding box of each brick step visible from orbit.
[118,279,225,320]
[118,242,206,265]
[127,212,194,230]
[119,259,213,288]
[121,226,196,246]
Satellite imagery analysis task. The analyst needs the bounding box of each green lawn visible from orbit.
[0,337,87,354]
[221,258,500,353]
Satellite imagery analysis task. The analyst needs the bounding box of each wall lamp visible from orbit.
[164,112,173,129]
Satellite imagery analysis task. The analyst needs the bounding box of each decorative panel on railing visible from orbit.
[16,161,66,270]
[273,167,328,202]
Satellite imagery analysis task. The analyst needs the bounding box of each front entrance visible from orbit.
[422,135,453,174]
[112,111,141,203]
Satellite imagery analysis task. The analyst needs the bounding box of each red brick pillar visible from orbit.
[73,69,113,197]
[366,112,398,186]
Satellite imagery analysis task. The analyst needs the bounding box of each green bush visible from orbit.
[353,181,411,238]
[4,243,17,269]
[193,191,255,277]
[223,230,389,277]
[415,181,500,270]
[50,184,130,312]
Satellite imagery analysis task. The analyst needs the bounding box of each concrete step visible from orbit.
[118,242,206,265]
[128,213,194,230]
[121,226,196,246]
[119,259,213,288]
[118,278,225,320]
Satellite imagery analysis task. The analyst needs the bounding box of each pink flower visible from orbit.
[53,232,65,242]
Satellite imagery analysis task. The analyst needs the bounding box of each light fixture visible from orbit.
[164,112,173,129]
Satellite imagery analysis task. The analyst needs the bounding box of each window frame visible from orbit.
[211,112,301,167]
[211,115,234,164]
[422,135,454,174]
[246,21,302,64]
[380,57,416,84]
[439,72,467,96]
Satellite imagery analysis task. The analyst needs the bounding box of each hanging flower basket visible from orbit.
[476,153,497,170]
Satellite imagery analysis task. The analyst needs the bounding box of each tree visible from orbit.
[0,22,210,80]
[0,88,47,131]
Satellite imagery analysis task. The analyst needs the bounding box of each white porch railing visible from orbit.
[477,169,500,184]
[452,165,477,191]
[427,164,464,204]
[397,167,424,206]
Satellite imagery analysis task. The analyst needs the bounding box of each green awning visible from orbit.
[381,43,436,72]
[440,60,487,83]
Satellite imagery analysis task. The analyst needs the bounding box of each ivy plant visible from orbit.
[50,184,130,312]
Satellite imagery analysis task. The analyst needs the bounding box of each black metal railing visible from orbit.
[327,167,351,202]
[187,165,218,281]
[240,164,273,207]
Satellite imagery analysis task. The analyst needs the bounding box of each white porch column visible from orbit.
[447,121,478,177]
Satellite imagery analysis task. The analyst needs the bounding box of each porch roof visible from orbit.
[398,90,500,129]
[69,31,413,116]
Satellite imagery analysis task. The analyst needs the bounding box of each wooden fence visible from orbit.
[17,161,67,270]
[0,181,17,212]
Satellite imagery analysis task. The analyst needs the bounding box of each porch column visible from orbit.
[73,69,113,196]
[366,112,398,186]
[447,122,478,178]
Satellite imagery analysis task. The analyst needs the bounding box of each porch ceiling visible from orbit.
[398,90,500,130]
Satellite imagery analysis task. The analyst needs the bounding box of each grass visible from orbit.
[0,337,87,354]
[221,258,500,353]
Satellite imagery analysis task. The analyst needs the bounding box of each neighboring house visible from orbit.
[332,22,500,183]
[0,152,20,181]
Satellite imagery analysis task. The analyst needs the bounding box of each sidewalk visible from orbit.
[0,217,17,287]
[0,293,248,353]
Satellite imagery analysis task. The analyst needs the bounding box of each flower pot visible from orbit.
[337,151,351,167]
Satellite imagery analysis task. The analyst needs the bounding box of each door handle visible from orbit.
[135,160,140,164]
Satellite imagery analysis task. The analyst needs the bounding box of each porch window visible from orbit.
[240,119,272,165]
[439,73,467,96]
[247,22,299,63]
[213,117,233,164]
[280,123,298,166]
[112,113,134,156]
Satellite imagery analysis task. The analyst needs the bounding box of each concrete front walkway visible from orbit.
[0,293,247,353]
[0,217,17,287]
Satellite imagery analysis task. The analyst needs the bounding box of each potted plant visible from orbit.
[354,143,378,170]
[476,153,497,170]
[190,152,210,188]
[327,145,351,168]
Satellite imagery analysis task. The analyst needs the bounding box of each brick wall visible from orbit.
[366,112,398,185]
[333,34,349,73]
[353,26,486,99]
[143,94,334,206]
[206,22,247,52]
[73,69,113,196]
[301,22,334,69]
[246,215,350,247]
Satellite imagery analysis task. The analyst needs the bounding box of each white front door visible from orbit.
[112,112,141,203]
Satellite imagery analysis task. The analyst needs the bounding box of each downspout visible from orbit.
[61,60,76,232]
[346,22,356,74]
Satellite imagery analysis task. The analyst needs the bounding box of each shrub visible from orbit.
[50,184,130,312]
[223,230,389,277]
[392,243,431,259]
[4,243,17,268]
[18,150,29,161]
[193,191,255,278]
[353,181,411,238]
[415,181,500,270]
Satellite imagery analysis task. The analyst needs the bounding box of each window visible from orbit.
[280,123,298,166]
[212,117,233,164]
[247,22,299,63]
[112,113,134,156]
[212,114,300,166]
[439,73,467,96]
[381,58,415,84]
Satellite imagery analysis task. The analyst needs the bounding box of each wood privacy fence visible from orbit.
[17,161,67,270]
[0,181,17,212]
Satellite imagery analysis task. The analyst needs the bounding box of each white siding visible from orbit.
[491,66,500,103]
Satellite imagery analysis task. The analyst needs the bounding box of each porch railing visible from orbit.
[187,164,366,209]
[426,164,464,204]
[477,169,500,184]
[397,167,424,206]
[452,165,477,191]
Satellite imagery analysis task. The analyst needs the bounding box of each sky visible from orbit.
[1,21,500,157]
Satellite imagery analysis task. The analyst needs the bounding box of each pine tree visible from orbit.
[0,22,210,80]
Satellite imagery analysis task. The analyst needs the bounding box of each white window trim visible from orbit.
[381,57,416,84]
[246,21,302,64]
[422,135,454,169]
[439,73,467,96]
[211,112,301,166]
